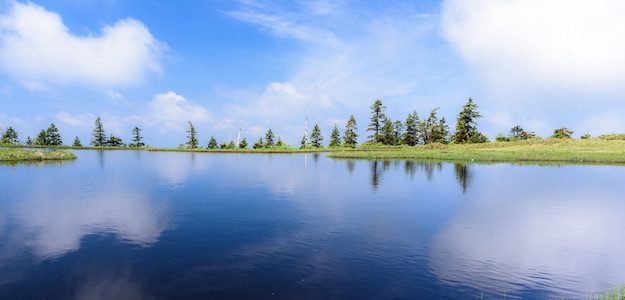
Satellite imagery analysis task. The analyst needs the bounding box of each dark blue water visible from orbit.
[1,150,624,299]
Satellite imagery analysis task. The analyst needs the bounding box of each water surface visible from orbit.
[1,150,624,299]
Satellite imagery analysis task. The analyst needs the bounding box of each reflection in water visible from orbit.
[75,272,153,300]
[370,161,382,190]
[97,150,105,168]
[454,163,473,193]
[345,160,355,174]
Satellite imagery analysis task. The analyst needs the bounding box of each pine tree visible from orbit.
[207,136,218,149]
[367,99,386,143]
[276,136,284,147]
[329,125,341,147]
[186,121,198,149]
[239,137,248,149]
[106,134,124,147]
[452,97,485,143]
[403,111,420,146]
[310,124,323,148]
[343,115,358,147]
[131,127,144,147]
[393,120,404,145]
[73,136,82,147]
[1,126,19,145]
[265,129,275,147]
[35,130,47,145]
[91,117,106,146]
[45,123,62,146]
[25,136,32,146]
[253,137,264,149]
[380,117,395,145]
[551,127,574,139]
[422,108,448,144]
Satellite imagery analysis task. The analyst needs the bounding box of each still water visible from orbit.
[1,150,624,299]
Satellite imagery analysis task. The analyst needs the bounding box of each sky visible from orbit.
[2,0,625,146]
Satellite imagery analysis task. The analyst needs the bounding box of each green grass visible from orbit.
[0,147,76,162]
[328,139,625,164]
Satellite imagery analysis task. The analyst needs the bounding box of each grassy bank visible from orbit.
[0,148,76,162]
[328,139,625,164]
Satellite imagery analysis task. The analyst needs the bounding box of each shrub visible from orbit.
[551,127,574,139]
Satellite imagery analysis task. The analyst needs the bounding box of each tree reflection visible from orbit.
[370,161,382,191]
[454,163,473,193]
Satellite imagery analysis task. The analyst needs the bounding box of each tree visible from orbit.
[106,134,124,147]
[1,126,19,145]
[329,125,341,147]
[343,115,358,147]
[35,130,47,146]
[186,121,198,149]
[300,134,308,149]
[265,129,275,147]
[253,137,264,149]
[551,127,574,139]
[403,111,420,146]
[452,97,485,143]
[380,117,395,145]
[130,127,144,147]
[276,136,284,147]
[421,109,449,144]
[207,136,218,149]
[393,120,404,145]
[239,137,248,149]
[91,117,106,146]
[509,125,536,140]
[73,136,82,147]
[25,136,32,146]
[367,99,386,143]
[310,124,323,148]
[46,123,62,146]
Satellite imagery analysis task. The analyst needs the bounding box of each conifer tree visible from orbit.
[253,137,264,149]
[1,126,18,145]
[91,117,106,146]
[186,121,199,149]
[73,136,82,147]
[551,127,574,139]
[25,136,32,146]
[452,98,486,143]
[380,117,395,145]
[207,136,218,149]
[276,136,284,147]
[239,137,248,149]
[106,134,124,147]
[393,120,404,145]
[329,125,341,147]
[367,99,386,143]
[265,129,275,147]
[421,108,448,144]
[228,140,236,149]
[35,130,47,146]
[403,111,420,146]
[46,123,62,146]
[131,127,144,147]
[310,124,323,148]
[300,134,308,149]
[343,115,358,147]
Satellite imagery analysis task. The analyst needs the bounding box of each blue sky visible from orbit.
[1,0,625,146]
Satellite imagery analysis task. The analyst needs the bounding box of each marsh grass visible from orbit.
[0,147,76,162]
[328,139,625,163]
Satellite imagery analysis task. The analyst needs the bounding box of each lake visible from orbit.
[1,150,624,299]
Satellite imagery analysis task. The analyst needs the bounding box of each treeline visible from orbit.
[0,97,610,149]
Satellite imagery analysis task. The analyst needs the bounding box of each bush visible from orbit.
[581,133,592,139]
[598,134,625,140]
[495,134,511,142]
[551,127,574,139]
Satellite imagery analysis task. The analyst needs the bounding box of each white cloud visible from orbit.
[0,1,164,87]
[442,0,625,91]
[148,91,210,131]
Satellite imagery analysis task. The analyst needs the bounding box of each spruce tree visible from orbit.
[1,126,18,145]
[329,125,341,147]
[91,117,106,146]
[46,123,62,146]
[35,130,47,145]
[310,124,323,148]
[265,129,275,147]
[239,137,248,149]
[300,134,308,149]
[131,127,144,147]
[253,137,264,149]
[393,120,404,145]
[343,115,358,147]
[367,99,386,143]
[452,97,485,143]
[186,121,198,149]
[207,136,218,149]
[73,136,82,147]
[403,111,420,146]
[106,134,124,147]
[380,117,395,145]
[276,136,284,147]
[25,136,32,146]
[422,108,448,144]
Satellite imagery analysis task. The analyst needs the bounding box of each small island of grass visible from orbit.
[0,148,76,162]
